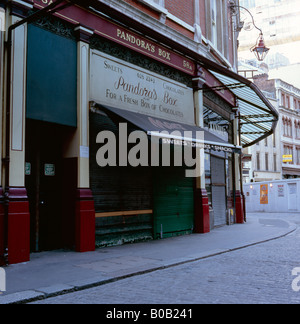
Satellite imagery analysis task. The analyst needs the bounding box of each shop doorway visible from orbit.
[25,120,76,252]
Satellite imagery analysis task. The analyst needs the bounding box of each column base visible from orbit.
[194,188,210,234]
[76,189,95,253]
[0,189,5,266]
[7,188,30,265]
[235,191,245,224]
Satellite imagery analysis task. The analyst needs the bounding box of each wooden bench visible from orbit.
[95,210,153,218]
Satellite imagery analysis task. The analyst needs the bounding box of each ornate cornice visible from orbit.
[30,14,76,40]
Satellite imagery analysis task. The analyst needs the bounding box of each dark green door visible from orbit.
[153,166,195,239]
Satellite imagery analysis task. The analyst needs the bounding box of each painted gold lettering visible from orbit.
[159,49,171,61]
[116,29,156,54]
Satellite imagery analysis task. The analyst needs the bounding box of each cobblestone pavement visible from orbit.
[32,225,300,304]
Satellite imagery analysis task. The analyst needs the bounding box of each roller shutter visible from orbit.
[211,156,227,227]
[90,112,153,247]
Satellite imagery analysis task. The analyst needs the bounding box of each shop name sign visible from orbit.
[91,52,195,125]
[114,27,195,75]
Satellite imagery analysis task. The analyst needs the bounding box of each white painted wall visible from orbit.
[244,179,300,213]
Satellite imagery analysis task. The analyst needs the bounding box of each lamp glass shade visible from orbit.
[251,34,270,61]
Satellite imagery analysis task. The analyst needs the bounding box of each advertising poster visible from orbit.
[260,184,268,204]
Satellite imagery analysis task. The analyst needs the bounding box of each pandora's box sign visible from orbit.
[90,51,195,125]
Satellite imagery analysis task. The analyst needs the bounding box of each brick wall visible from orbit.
[122,0,196,40]
[165,0,194,26]
[199,0,206,38]
[165,19,194,39]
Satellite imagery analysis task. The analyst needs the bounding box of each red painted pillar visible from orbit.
[0,189,5,266]
[194,188,210,234]
[75,189,95,252]
[7,188,30,264]
[235,190,245,224]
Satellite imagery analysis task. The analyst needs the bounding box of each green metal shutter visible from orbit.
[153,166,195,239]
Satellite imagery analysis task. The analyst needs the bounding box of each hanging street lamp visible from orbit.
[230,2,270,62]
[251,32,270,62]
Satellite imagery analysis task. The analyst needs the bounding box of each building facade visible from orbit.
[244,74,300,183]
[0,0,277,265]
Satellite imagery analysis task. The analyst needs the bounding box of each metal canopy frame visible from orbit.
[207,70,278,148]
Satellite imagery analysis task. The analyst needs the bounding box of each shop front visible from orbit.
[88,39,243,246]
[1,0,278,264]
[89,49,198,246]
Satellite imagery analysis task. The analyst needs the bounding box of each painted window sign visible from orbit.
[44,164,55,177]
[90,52,194,126]
[260,184,268,205]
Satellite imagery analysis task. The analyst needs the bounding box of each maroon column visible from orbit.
[0,189,5,266]
[194,188,210,234]
[7,188,30,264]
[75,189,95,252]
[235,190,245,224]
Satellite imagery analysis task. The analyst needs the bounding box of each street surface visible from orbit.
[32,216,300,304]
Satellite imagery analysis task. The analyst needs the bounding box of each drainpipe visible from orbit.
[238,114,246,222]
[2,0,70,265]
